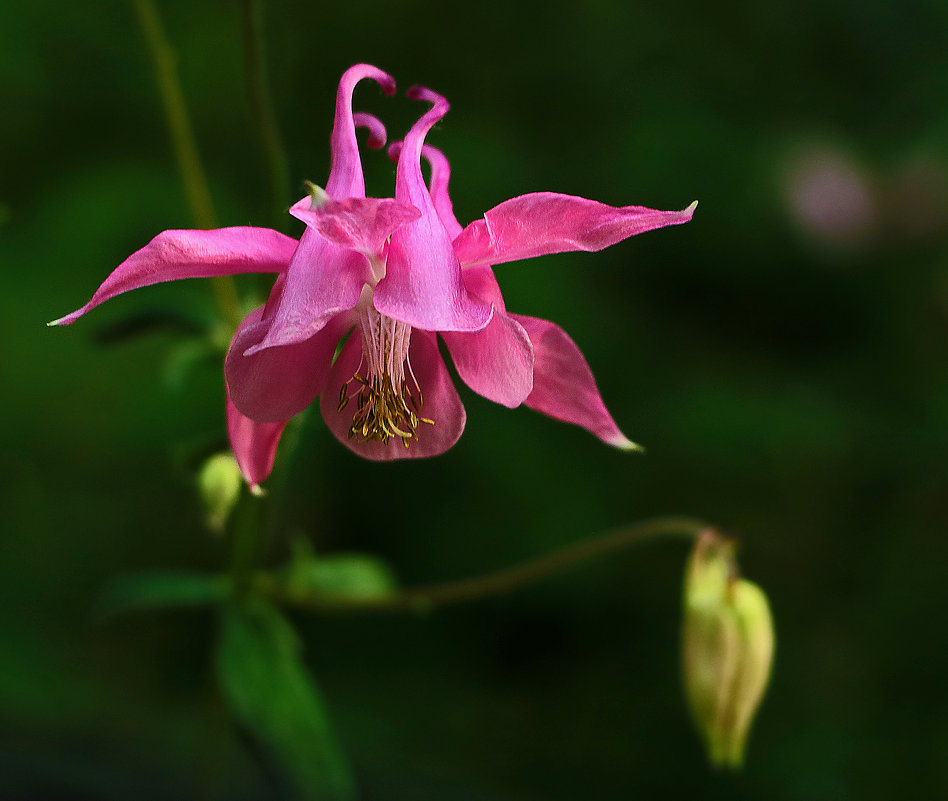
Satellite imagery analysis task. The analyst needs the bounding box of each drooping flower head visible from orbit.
[51,65,696,489]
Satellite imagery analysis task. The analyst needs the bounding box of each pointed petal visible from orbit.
[226,392,287,491]
[290,196,420,258]
[510,314,642,451]
[320,330,466,460]
[374,87,492,333]
[248,111,395,353]
[49,228,296,326]
[244,227,368,353]
[441,265,533,408]
[453,193,697,268]
[422,144,463,240]
[387,142,462,239]
[226,305,352,423]
[326,65,396,199]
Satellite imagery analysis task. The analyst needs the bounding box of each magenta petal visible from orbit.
[50,227,296,326]
[387,142,462,239]
[374,87,492,333]
[290,196,420,258]
[320,330,466,460]
[226,306,352,422]
[421,144,463,240]
[245,226,368,352]
[326,64,396,199]
[510,313,641,450]
[226,392,286,490]
[453,193,697,268]
[442,314,533,409]
[351,112,388,151]
[441,264,533,408]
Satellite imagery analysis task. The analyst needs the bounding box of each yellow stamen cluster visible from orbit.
[339,372,433,447]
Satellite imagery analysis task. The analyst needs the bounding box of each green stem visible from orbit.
[242,0,291,232]
[262,516,713,614]
[134,0,242,328]
[227,490,266,597]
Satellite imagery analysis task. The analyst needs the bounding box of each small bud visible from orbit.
[682,531,775,769]
[197,452,243,533]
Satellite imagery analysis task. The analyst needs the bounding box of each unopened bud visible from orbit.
[197,452,243,533]
[682,531,775,769]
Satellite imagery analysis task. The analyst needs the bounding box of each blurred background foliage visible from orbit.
[2,0,948,798]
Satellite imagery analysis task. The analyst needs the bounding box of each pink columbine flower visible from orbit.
[51,65,695,490]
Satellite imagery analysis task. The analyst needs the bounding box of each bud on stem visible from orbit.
[682,531,775,768]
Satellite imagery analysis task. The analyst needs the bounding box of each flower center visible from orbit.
[338,305,433,447]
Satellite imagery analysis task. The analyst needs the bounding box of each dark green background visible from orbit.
[3,0,947,798]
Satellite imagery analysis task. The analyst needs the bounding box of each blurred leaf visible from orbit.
[283,540,398,602]
[96,571,229,620]
[217,599,355,801]
[163,336,218,393]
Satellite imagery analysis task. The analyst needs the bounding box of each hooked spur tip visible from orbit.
[345,63,396,96]
[353,112,387,150]
[407,85,448,109]
[387,141,404,164]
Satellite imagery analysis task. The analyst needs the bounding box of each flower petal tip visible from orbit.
[611,434,646,453]
[249,483,267,497]
[684,200,699,216]
[47,316,68,327]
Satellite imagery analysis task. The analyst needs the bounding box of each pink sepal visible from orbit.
[453,193,697,268]
[50,227,295,326]
[510,313,641,450]
[226,392,287,490]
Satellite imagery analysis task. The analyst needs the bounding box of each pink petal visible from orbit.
[326,64,397,199]
[49,228,296,326]
[247,106,397,353]
[226,392,286,491]
[441,264,533,408]
[374,87,492,333]
[226,305,352,423]
[387,142,462,239]
[244,227,368,353]
[510,313,642,451]
[351,112,388,151]
[453,193,698,268]
[320,329,466,460]
[422,144,463,239]
[290,196,420,259]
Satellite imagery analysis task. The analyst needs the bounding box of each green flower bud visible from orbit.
[197,452,243,533]
[682,531,775,769]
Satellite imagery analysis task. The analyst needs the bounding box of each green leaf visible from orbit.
[217,599,355,801]
[95,571,229,620]
[285,552,398,602]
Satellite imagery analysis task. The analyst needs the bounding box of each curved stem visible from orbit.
[242,0,291,232]
[134,0,242,328]
[263,516,713,615]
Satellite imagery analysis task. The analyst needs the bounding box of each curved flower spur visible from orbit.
[50,64,696,489]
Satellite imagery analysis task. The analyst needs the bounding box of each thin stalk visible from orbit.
[242,0,291,231]
[134,0,242,328]
[262,516,713,615]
